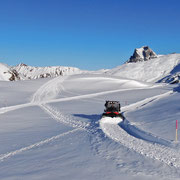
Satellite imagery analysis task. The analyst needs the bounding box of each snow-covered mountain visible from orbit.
[0,46,179,84]
[107,46,180,84]
[107,53,180,83]
[13,63,82,80]
[0,63,82,81]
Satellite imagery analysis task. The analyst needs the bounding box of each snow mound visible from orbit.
[101,117,123,124]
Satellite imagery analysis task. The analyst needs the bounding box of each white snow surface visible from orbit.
[0,73,180,180]
[107,54,180,82]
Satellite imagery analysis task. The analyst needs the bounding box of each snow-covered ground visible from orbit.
[0,74,180,180]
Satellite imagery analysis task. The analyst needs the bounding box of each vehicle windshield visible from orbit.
[105,101,120,112]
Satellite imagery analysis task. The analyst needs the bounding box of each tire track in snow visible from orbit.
[31,76,89,129]
[40,104,89,129]
[0,76,85,162]
[0,103,34,115]
[0,128,80,161]
[100,118,180,168]
[31,76,66,103]
[100,92,180,168]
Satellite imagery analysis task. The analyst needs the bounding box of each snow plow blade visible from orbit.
[102,112,124,119]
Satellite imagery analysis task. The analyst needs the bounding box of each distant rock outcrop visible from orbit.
[0,63,20,81]
[8,69,20,81]
[127,46,157,63]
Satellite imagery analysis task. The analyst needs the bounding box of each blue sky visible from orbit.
[0,0,179,70]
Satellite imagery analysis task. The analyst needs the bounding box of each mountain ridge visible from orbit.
[0,47,179,84]
[0,63,82,81]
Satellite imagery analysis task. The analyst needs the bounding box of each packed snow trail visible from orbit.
[0,128,80,161]
[31,76,67,103]
[0,102,34,115]
[100,92,180,168]
[30,76,89,129]
[40,104,89,129]
[100,118,180,168]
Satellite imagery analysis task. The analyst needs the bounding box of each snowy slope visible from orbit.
[0,73,180,180]
[106,53,180,83]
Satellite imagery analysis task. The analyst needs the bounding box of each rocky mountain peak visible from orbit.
[126,46,157,63]
[18,63,28,67]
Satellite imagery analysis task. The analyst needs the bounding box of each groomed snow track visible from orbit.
[100,92,180,168]
[40,104,89,130]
